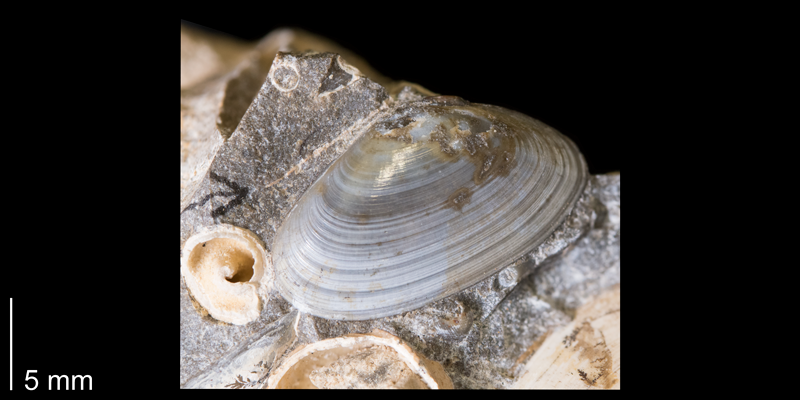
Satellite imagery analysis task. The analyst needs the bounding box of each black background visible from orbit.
[182,16,625,174]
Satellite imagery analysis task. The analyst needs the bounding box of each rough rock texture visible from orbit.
[512,285,620,389]
[180,281,294,387]
[180,50,390,386]
[309,346,426,389]
[182,310,298,388]
[180,52,388,248]
[533,173,620,313]
[180,27,620,389]
[180,26,391,213]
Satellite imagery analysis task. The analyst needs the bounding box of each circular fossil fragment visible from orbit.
[273,100,587,320]
[267,329,452,389]
[181,224,270,325]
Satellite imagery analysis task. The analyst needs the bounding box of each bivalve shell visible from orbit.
[267,329,452,389]
[273,100,587,320]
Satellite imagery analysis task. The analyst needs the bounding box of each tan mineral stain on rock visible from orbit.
[512,284,620,389]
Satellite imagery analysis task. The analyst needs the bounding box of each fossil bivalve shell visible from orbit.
[273,100,587,320]
[267,329,452,389]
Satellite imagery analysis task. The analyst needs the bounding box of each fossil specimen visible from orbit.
[273,100,587,320]
[181,224,271,325]
[179,24,620,389]
[267,329,452,389]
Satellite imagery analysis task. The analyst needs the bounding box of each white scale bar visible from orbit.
[9,298,11,391]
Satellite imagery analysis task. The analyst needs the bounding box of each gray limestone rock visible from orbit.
[533,173,620,313]
[180,50,389,386]
[180,26,391,213]
[180,52,388,247]
[179,27,620,389]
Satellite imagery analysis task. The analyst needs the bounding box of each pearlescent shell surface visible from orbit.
[273,101,587,320]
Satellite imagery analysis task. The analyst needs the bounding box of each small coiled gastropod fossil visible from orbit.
[181,224,271,324]
[272,97,587,320]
